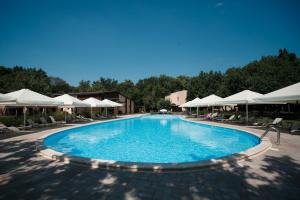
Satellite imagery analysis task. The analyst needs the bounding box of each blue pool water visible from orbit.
[44,115,260,163]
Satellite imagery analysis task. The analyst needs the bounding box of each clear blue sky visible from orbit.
[0,0,299,86]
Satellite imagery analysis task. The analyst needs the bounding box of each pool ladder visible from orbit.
[260,125,281,145]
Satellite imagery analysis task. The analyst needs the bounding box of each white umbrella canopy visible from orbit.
[220,90,264,105]
[3,89,63,126]
[83,97,108,118]
[83,97,106,107]
[4,89,62,106]
[219,90,274,123]
[179,97,202,117]
[192,94,223,107]
[100,99,122,117]
[54,94,90,107]
[101,99,122,107]
[0,93,16,103]
[179,101,190,108]
[179,97,202,108]
[189,98,204,107]
[256,82,300,103]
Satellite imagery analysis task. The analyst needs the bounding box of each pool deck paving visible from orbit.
[0,114,300,200]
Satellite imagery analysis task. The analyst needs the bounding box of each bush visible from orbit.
[50,111,65,121]
[0,116,23,126]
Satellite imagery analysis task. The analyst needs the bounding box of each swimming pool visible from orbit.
[44,115,260,164]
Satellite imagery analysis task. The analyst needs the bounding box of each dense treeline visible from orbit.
[1,49,300,111]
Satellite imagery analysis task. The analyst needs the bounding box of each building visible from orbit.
[64,91,134,114]
[165,90,187,112]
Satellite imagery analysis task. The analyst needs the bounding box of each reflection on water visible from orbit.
[68,128,123,144]
[171,122,218,147]
[160,119,167,126]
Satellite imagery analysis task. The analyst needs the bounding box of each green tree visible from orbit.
[77,80,92,92]
[0,48,299,112]
[117,80,135,98]
[92,77,118,91]
[49,77,72,94]
[157,99,172,110]
[0,66,51,94]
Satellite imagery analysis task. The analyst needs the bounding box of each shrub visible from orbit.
[50,111,65,121]
[0,116,23,126]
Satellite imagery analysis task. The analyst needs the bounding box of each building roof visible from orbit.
[56,90,132,100]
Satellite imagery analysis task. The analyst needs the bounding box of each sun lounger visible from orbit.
[268,118,283,126]
[289,125,300,135]
[0,123,8,133]
[76,115,93,122]
[67,115,82,123]
[27,119,41,128]
[217,114,235,122]
[213,114,229,121]
[49,116,66,125]
[95,114,107,119]
[0,123,21,133]
[40,117,52,126]
[206,112,218,120]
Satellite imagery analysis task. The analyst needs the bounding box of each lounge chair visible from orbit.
[214,114,231,122]
[211,113,219,120]
[76,115,93,122]
[49,116,66,125]
[225,114,244,123]
[67,115,81,123]
[40,117,52,126]
[0,123,21,133]
[222,114,236,122]
[270,118,283,126]
[95,114,107,119]
[27,119,40,128]
[289,124,300,135]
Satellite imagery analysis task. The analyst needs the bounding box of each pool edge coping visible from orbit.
[38,114,272,172]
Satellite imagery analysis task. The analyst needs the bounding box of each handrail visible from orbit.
[261,124,281,145]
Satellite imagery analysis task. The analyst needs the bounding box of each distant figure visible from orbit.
[206,113,212,120]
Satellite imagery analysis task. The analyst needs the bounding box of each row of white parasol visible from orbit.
[180,82,300,122]
[0,89,123,126]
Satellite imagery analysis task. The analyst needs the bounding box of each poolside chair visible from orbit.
[269,118,283,126]
[95,114,107,119]
[289,124,300,135]
[211,113,220,120]
[76,114,93,122]
[68,115,82,123]
[223,114,245,124]
[0,123,21,133]
[0,123,7,133]
[49,116,66,125]
[223,114,236,122]
[40,117,52,126]
[27,119,40,128]
[206,112,218,120]
[214,114,232,122]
